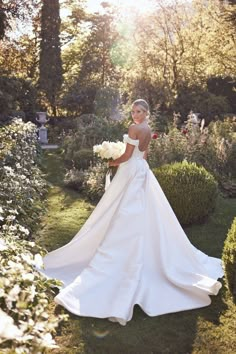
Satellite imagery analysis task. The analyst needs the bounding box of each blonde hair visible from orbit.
[132,99,150,117]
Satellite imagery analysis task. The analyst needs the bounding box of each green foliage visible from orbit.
[149,127,188,168]
[173,85,230,121]
[63,115,127,163]
[83,162,107,202]
[122,0,236,115]
[94,87,122,120]
[0,0,37,40]
[72,148,94,170]
[0,76,37,122]
[152,161,218,225]
[64,167,85,191]
[61,3,121,116]
[64,162,106,202]
[222,217,236,301]
[0,118,47,235]
[149,118,236,189]
[207,76,236,113]
[0,118,66,352]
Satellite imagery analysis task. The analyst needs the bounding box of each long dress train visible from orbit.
[43,134,223,325]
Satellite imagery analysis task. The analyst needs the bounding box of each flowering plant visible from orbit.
[93,140,125,160]
[0,119,67,353]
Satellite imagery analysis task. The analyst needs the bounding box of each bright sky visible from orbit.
[85,0,191,14]
[86,0,155,13]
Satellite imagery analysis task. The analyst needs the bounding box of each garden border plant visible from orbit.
[0,119,67,353]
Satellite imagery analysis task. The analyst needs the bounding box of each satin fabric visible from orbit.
[43,134,223,325]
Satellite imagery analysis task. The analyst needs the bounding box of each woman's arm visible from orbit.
[143,148,148,160]
[109,143,135,166]
[109,125,137,167]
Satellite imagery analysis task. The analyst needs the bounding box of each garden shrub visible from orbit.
[0,237,66,353]
[172,84,230,120]
[0,118,67,352]
[149,118,236,193]
[71,148,94,170]
[64,168,85,191]
[222,217,236,301]
[84,162,107,202]
[64,162,107,202]
[152,161,218,225]
[63,115,127,167]
[0,118,47,236]
[0,76,37,123]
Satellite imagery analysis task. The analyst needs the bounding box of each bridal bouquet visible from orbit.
[93,141,125,161]
[93,140,125,190]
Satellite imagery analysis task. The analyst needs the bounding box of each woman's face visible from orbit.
[131,104,147,124]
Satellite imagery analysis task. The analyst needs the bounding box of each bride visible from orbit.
[43,99,223,326]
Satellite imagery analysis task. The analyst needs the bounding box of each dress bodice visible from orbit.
[123,134,145,159]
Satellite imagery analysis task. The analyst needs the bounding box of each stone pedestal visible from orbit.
[36,112,49,144]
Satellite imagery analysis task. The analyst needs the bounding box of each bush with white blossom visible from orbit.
[0,119,67,353]
[0,118,48,237]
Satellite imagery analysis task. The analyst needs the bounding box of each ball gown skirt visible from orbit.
[42,135,223,325]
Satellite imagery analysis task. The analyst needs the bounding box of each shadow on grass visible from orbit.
[52,293,227,354]
[51,278,227,354]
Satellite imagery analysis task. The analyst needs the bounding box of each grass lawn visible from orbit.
[37,150,236,354]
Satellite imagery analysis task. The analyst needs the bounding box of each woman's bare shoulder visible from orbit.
[128,124,139,138]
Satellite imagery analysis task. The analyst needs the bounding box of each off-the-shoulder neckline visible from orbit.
[123,134,139,142]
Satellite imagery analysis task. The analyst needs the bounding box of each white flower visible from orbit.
[22,273,34,282]
[19,226,30,235]
[8,209,18,215]
[93,140,125,160]
[9,225,17,232]
[8,260,24,271]
[34,254,44,269]
[4,166,14,173]
[0,309,23,339]
[0,238,8,251]
[27,284,36,302]
[21,253,33,264]
[8,284,21,301]
[42,333,59,348]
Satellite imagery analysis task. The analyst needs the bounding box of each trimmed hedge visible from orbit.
[222,217,236,301]
[152,161,218,225]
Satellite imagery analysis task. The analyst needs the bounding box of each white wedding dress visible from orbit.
[43,134,223,325]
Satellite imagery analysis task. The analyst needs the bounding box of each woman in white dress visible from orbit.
[43,99,223,326]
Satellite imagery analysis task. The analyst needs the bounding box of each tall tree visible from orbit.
[39,0,62,116]
[123,0,236,112]
[61,2,121,115]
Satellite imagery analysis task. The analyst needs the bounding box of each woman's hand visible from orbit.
[109,160,118,167]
